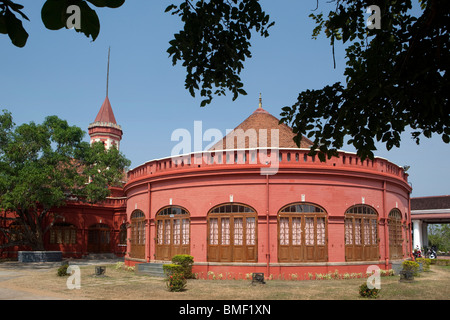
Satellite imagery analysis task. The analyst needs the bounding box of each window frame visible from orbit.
[388,208,404,260]
[155,206,191,260]
[277,203,328,262]
[49,223,77,245]
[207,203,258,263]
[344,205,379,261]
[129,210,146,259]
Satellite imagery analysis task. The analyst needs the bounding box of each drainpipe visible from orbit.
[383,180,389,270]
[408,193,413,259]
[266,174,270,276]
[147,182,151,263]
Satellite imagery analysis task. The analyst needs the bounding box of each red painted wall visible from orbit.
[0,188,126,259]
[1,148,412,279]
[123,149,412,277]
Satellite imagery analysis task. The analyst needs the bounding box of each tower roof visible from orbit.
[88,96,122,140]
[94,96,117,124]
[210,102,313,150]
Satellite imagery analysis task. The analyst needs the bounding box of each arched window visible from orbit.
[155,206,190,261]
[130,210,146,259]
[388,209,403,260]
[278,203,328,262]
[207,203,257,263]
[50,223,77,245]
[345,205,379,261]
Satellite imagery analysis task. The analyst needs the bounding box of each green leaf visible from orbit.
[165,4,177,13]
[0,110,130,248]
[318,152,326,162]
[41,0,69,30]
[86,0,125,8]
[77,1,100,41]
[7,1,30,21]
[237,88,247,95]
[166,0,274,107]
[42,0,101,41]
[5,9,28,47]
[0,14,7,34]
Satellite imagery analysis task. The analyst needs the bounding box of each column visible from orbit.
[412,220,422,251]
[422,222,428,248]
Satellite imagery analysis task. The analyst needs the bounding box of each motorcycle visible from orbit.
[425,246,437,259]
[413,247,422,259]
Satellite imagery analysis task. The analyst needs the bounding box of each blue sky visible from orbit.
[1,1,448,197]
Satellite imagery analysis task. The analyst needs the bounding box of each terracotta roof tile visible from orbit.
[411,195,450,210]
[211,107,313,150]
[94,97,117,124]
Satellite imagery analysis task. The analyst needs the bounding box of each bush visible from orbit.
[416,258,431,271]
[57,264,69,277]
[359,283,380,299]
[172,254,194,279]
[436,259,450,266]
[166,272,187,292]
[114,262,124,270]
[402,260,420,276]
[163,264,184,277]
[164,255,194,292]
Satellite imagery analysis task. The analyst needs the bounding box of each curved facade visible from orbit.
[123,106,413,278]
[0,99,413,279]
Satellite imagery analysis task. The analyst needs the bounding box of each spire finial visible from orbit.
[259,93,262,108]
[106,46,111,97]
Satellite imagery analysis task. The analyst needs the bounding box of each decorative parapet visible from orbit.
[88,121,122,131]
[125,148,409,185]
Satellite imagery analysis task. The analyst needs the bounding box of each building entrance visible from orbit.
[88,223,111,253]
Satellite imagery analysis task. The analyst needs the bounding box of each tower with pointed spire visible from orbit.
[88,97,123,150]
[88,47,123,150]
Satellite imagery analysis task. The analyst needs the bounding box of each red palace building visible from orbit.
[1,95,413,278]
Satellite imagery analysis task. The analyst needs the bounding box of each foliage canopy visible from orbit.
[280,0,450,161]
[1,0,449,160]
[0,110,130,250]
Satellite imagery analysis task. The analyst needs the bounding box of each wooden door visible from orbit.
[87,224,110,253]
[244,217,257,262]
[364,218,379,260]
[278,203,328,263]
[232,217,257,262]
[345,205,379,262]
[208,218,220,262]
[345,218,364,261]
[278,217,290,262]
[278,216,303,262]
[219,218,232,262]
[130,210,146,259]
[207,204,257,263]
[304,217,316,261]
[313,217,327,261]
[389,209,403,260]
[155,207,190,261]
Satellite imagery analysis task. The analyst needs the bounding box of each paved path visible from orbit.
[0,258,123,300]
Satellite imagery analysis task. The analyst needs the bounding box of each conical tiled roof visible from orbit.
[94,96,117,124]
[210,106,313,150]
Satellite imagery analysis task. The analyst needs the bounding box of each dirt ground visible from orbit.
[0,259,449,301]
